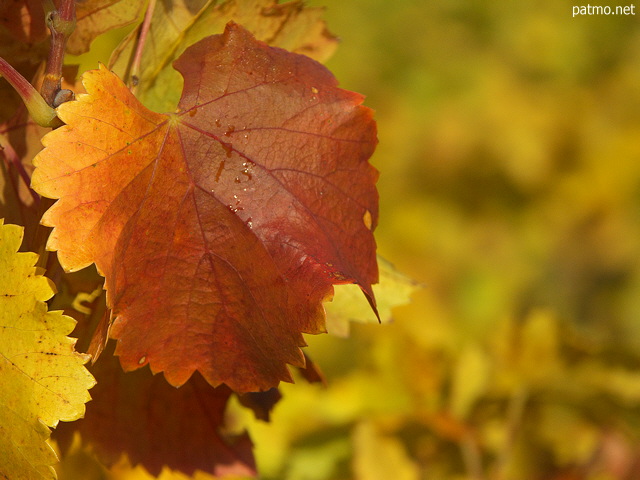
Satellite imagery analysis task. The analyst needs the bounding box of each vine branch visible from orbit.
[41,0,76,107]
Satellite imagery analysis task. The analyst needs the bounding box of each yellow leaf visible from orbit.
[109,0,337,112]
[352,421,419,480]
[449,343,491,419]
[325,257,419,337]
[492,310,563,390]
[537,404,599,466]
[67,0,146,56]
[0,220,95,480]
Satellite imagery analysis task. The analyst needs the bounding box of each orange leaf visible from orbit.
[32,22,378,393]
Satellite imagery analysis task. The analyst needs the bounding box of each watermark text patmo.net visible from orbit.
[573,4,636,16]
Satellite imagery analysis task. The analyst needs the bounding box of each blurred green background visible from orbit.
[63,1,640,479]
[240,1,640,479]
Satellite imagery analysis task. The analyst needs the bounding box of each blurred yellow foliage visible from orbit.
[57,0,640,479]
[241,1,640,479]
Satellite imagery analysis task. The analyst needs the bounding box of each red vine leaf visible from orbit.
[32,22,378,393]
[53,350,256,477]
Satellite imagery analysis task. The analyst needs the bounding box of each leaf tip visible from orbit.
[363,287,381,324]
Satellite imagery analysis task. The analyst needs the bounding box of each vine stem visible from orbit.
[41,0,76,107]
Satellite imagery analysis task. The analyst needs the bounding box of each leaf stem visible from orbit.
[128,0,157,93]
[0,139,40,206]
[41,0,76,107]
[0,57,60,127]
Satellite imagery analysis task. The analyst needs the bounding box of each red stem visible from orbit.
[129,0,157,93]
[0,57,43,106]
[57,0,75,20]
[0,56,58,127]
[0,140,40,206]
[41,0,76,106]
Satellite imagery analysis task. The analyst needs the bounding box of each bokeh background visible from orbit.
[62,1,640,479]
[240,1,640,479]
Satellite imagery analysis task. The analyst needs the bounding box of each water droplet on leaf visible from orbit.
[221,142,233,158]
[240,160,254,180]
[215,158,226,182]
[363,209,373,230]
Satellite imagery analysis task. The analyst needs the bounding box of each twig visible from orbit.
[41,0,76,107]
[129,0,157,94]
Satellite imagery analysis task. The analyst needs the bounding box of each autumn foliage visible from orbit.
[32,22,378,393]
[0,0,384,478]
[10,1,640,480]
